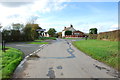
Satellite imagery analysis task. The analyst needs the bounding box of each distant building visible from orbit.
[62,24,85,38]
[43,32,50,37]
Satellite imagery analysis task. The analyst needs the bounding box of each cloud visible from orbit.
[0,2,33,7]
[0,0,68,29]
[107,24,118,31]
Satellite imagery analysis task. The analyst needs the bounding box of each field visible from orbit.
[72,39,119,70]
[0,47,24,79]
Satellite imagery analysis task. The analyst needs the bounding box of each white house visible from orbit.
[62,25,76,37]
[43,32,50,37]
[62,24,85,38]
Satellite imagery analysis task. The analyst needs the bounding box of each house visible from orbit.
[43,32,50,37]
[62,24,85,38]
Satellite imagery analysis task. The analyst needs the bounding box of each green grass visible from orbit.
[39,37,56,40]
[65,37,83,39]
[72,39,119,70]
[27,42,49,44]
[34,40,43,42]
[0,47,24,79]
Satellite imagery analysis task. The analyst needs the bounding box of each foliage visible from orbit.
[0,47,24,79]
[22,23,33,41]
[12,23,24,30]
[2,23,42,42]
[47,28,56,37]
[89,28,97,34]
[65,30,72,35]
[97,30,120,41]
[31,24,42,39]
[73,39,119,71]
[11,30,21,41]
[57,32,62,38]
[88,34,98,39]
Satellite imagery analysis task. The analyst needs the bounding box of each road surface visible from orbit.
[6,40,55,57]
[13,39,118,78]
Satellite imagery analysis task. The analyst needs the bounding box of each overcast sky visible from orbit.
[0,0,118,33]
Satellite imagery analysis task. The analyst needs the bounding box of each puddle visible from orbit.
[47,67,55,79]
[57,66,62,69]
[61,73,64,76]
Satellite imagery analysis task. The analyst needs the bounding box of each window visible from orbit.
[74,33,80,35]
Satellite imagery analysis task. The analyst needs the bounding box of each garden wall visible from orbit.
[97,30,120,41]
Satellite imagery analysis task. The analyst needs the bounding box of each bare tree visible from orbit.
[26,16,39,24]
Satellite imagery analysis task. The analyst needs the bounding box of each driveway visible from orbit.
[13,39,118,78]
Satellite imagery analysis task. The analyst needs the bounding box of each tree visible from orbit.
[57,32,62,38]
[22,23,42,41]
[12,23,24,30]
[65,30,72,35]
[31,24,42,39]
[22,23,33,41]
[47,28,56,37]
[89,28,97,34]
[0,23,2,29]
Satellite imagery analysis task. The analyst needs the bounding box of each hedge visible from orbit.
[97,30,120,41]
[88,34,98,39]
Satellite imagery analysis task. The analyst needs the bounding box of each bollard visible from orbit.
[85,36,88,40]
[2,40,5,52]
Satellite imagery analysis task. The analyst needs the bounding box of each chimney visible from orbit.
[64,27,66,29]
[70,24,73,27]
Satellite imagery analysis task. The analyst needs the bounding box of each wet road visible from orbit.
[13,39,118,78]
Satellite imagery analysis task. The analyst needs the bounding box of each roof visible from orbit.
[63,26,76,31]
[62,27,70,31]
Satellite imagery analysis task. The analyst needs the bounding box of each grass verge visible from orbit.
[27,42,48,44]
[34,40,43,42]
[0,47,24,79]
[39,37,56,40]
[72,39,119,71]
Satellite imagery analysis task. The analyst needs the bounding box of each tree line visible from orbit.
[2,23,42,42]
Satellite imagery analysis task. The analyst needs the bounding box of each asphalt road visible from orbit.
[6,42,43,57]
[13,39,118,78]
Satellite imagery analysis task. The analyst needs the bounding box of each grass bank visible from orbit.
[63,37,84,39]
[0,47,24,79]
[72,39,119,70]
[27,42,48,44]
[39,37,56,40]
